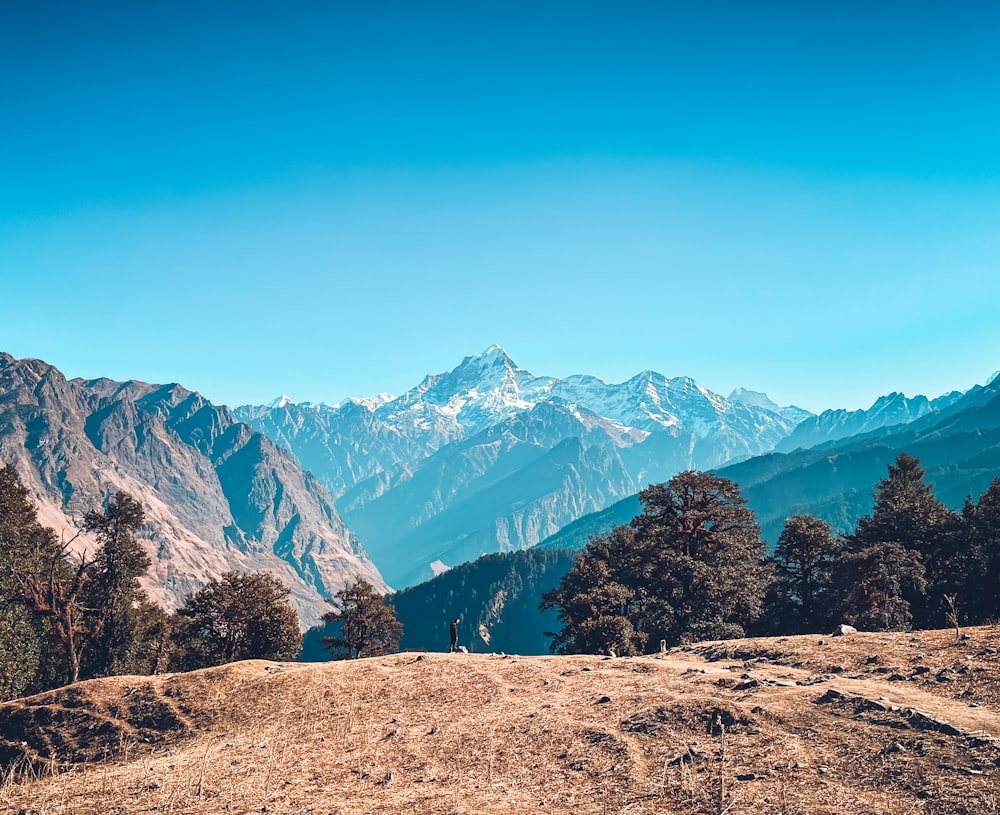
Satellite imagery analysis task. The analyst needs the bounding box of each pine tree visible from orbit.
[769,514,841,634]
[82,491,152,677]
[1,465,108,687]
[836,542,926,631]
[0,466,46,698]
[845,453,956,628]
[962,477,1000,622]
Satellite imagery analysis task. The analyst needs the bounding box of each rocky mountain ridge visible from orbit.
[391,372,1000,654]
[0,352,384,625]
[775,389,965,453]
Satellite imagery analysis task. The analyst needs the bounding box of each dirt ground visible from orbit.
[2,625,998,814]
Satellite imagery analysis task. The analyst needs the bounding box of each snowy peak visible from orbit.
[378,345,558,439]
[343,393,394,411]
[730,387,813,427]
[775,388,966,453]
[267,394,295,409]
[729,387,780,412]
[435,344,526,396]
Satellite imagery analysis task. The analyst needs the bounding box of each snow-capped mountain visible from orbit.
[729,387,813,426]
[774,390,965,453]
[236,346,811,587]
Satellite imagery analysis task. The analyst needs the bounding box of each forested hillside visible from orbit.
[301,548,577,658]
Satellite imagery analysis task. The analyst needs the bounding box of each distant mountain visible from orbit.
[541,375,1000,551]
[0,353,385,625]
[729,387,813,426]
[535,493,642,552]
[301,547,578,659]
[238,345,810,587]
[774,391,964,453]
[725,376,1000,545]
[409,374,1000,652]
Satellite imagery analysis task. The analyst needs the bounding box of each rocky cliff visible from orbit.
[0,353,385,625]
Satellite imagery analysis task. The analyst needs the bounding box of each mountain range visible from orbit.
[236,345,814,587]
[4,345,991,642]
[0,353,384,625]
[390,371,1000,655]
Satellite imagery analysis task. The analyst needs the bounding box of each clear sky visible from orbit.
[2,1,999,414]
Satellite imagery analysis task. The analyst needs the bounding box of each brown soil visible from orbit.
[2,626,998,814]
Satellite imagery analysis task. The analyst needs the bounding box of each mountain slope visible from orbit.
[299,547,578,658]
[0,353,385,624]
[238,346,809,587]
[721,374,1000,544]
[537,377,1000,552]
[341,402,640,586]
[774,390,964,453]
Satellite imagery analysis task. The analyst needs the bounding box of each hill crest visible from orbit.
[3,626,998,814]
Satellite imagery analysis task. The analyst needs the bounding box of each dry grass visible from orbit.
[2,626,999,814]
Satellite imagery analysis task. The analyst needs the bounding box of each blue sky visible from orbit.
[2,2,999,414]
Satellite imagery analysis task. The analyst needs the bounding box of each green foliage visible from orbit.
[171,571,302,670]
[0,465,45,698]
[379,547,576,656]
[81,491,153,677]
[322,578,402,660]
[835,542,927,631]
[842,453,954,629]
[542,471,770,654]
[12,488,155,685]
[129,598,174,675]
[765,514,841,634]
[0,605,41,701]
[541,527,647,655]
[0,464,86,690]
[853,453,957,553]
[961,477,1000,622]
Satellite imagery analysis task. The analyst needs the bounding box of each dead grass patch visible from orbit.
[1,628,999,814]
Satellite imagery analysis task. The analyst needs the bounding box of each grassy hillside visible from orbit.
[3,626,999,814]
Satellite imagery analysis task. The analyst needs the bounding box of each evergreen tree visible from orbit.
[1,465,105,686]
[846,453,956,628]
[542,471,770,653]
[835,541,926,631]
[541,526,647,655]
[323,578,402,659]
[0,466,46,698]
[19,530,94,685]
[82,492,152,677]
[962,477,1000,622]
[172,571,302,670]
[767,514,840,634]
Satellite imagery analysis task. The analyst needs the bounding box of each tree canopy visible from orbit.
[767,514,841,634]
[840,453,956,629]
[323,578,402,659]
[542,471,770,654]
[82,491,152,677]
[171,571,302,670]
